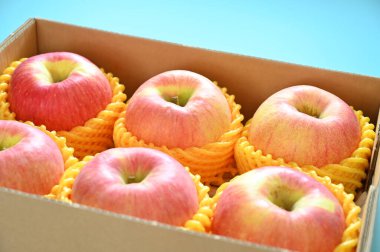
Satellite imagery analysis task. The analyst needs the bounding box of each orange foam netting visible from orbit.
[211,168,362,252]
[47,156,213,233]
[235,109,375,195]
[0,58,127,159]
[25,121,78,180]
[113,84,244,186]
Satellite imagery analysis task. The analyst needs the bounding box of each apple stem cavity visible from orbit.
[43,60,78,83]
[171,96,180,106]
[159,86,195,107]
[0,136,22,152]
[126,175,139,184]
[296,104,321,118]
[268,187,304,212]
[165,94,190,107]
[122,172,146,184]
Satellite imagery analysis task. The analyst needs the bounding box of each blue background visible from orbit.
[1,0,380,77]
[1,0,380,251]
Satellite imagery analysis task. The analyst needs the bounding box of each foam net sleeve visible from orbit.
[22,121,78,198]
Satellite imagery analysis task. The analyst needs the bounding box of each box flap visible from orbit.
[366,108,380,189]
[0,19,38,72]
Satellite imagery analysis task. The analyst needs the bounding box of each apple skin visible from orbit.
[211,166,345,252]
[71,147,199,226]
[8,52,112,131]
[124,70,231,149]
[248,85,361,167]
[0,120,64,195]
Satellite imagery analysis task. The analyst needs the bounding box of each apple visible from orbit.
[248,85,361,167]
[211,166,345,252]
[124,70,231,149]
[8,52,112,131]
[0,120,64,195]
[71,147,199,226]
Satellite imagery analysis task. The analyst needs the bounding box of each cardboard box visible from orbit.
[0,18,379,252]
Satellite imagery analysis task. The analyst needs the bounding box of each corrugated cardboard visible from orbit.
[357,185,379,251]
[0,18,379,252]
[0,188,281,252]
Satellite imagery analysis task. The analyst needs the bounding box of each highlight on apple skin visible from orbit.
[211,166,346,252]
[248,85,361,167]
[124,70,232,149]
[8,52,112,131]
[0,120,64,195]
[71,147,199,226]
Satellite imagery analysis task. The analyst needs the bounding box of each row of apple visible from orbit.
[0,52,371,251]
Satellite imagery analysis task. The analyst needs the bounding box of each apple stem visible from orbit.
[171,95,180,106]
[126,175,138,184]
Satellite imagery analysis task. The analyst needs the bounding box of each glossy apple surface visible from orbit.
[9,52,112,131]
[0,120,64,195]
[248,85,361,167]
[72,147,199,226]
[211,166,345,252]
[124,70,231,149]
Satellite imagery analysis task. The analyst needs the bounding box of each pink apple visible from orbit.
[71,147,199,226]
[0,120,64,195]
[124,70,231,149]
[8,52,112,131]
[211,166,345,252]
[248,85,361,167]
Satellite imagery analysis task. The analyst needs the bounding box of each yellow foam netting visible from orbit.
[113,84,244,186]
[211,168,361,252]
[47,156,213,233]
[0,58,127,159]
[235,109,375,195]
[24,121,78,189]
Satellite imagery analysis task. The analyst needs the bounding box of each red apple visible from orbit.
[211,166,345,252]
[8,52,112,131]
[124,70,231,149]
[248,85,360,167]
[71,147,199,226]
[0,120,64,195]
